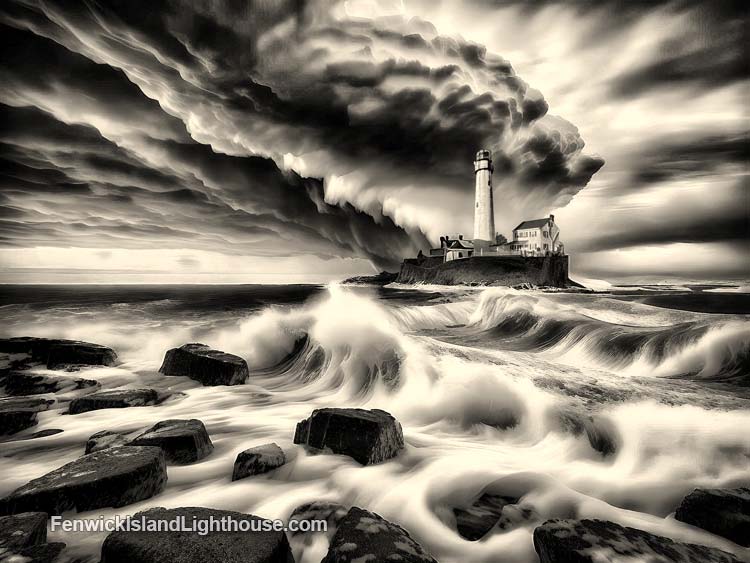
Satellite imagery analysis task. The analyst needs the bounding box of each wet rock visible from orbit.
[322,506,436,563]
[293,408,404,465]
[85,429,131,454]
[675,487,750,547]
[232,443,286,481]
[100,506,293,563]
[0,446,167,515]
[159,343,248,386]
[0,512,48,551]
[9,542,67,563]
[288,501,348,538]
[0,337,117,369]
[69,388,159,414]
[0,396,54,435]
[453,493,521,541]
[556,410,620,456]
[3,428,64,442]
[129,419,214,464]
[3,370,99,396]
[533,519,740,563]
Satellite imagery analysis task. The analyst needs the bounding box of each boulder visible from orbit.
[85,429,132,454]
[0,337,117,369]
[0,512,48,551]
[322,506,436,563]
[533,519,740,563]
[129,419,214,464]
[159,343,248,386]
[8,542,67,563]
[69,388,159,414]
[100,506,293,563]
[293,408,404,465]
[0,396,54,435]
[675,487,750,547]
[232,443,286,481]
[453,493,523,541]
[3,428,64,442]
[0,446,167,515]
[3,370,99,396]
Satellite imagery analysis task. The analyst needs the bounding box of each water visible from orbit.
[1,284,749,562]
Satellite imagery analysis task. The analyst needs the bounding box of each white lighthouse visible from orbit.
[473,149,495,247]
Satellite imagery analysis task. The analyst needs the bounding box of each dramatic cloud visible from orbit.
[0,0,746,281]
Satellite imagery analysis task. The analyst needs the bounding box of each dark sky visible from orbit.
[0,0,747,282]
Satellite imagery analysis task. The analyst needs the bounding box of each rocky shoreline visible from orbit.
[1,336,747,562]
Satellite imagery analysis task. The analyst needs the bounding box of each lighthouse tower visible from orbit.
[473,149,495,248]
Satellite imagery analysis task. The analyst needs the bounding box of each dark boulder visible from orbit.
[0,512,48,551]
[3,428,64,442]
[100,506,293,563]
[0,446,167,515]
[322,506,436,563]
[293,408,404,465]
[9,542,66,563]
[159,343,248,386]
[453,493,523,541]
[0,396,54,435]
[3,370,99,395]
[85,429,132,454]
[69,388,159,414]
[232,443,286,481]
[129,419,213,464]
[533,519,740,563]
[675,487,750,547]
[0,337,117,369]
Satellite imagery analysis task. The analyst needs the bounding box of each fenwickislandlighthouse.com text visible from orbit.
[50,514,327,535]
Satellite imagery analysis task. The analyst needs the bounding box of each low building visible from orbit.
[510,215,563,256]
[430,234,474,261]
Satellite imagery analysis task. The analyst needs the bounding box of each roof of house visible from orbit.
[447,239,474,250]
[513,218,552,231]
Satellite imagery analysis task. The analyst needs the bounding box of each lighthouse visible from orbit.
[473,149,495,247]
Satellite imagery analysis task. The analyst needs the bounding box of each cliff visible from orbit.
[396,255,570,287]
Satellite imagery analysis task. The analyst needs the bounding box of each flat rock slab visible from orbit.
[0,396,54,435]
[100,506,293,563]
[130,419,214,464]
[0,337,117,369]
[232,443,286,481]
[533,519,740,563]
[0,446,167,515]
[322,506,436,563]
[3,371,99,396]
[0,511,48,551]
[159,343,248,386]
[69,388,159,414]
[675,487,750,547]
[293,408,404,465]
[454,493,521,540]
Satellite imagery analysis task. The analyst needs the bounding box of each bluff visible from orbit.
[396,255,570,287]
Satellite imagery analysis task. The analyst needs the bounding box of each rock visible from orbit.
[533,519,740,563]
[293,408,404,465]
[3,370,99,395]
[0,396,54,435]
[288,501,348,538]
[3,428,64,443]
[0,337,117,369]
[453,493,521,541]
[675,487,750,547]
[322,506,436,563]
[0,446,167,515]
[159,343,248,386]
[85,429,131,454]
[342,271,398,285]
[100,506,293,563]
[556,410,620,456]
[0,512,48,552]
[232,443,286,481]
[129,419,214,464]
[68,388,159,414]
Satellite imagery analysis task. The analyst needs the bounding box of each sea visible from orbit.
[0,283,749,562]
